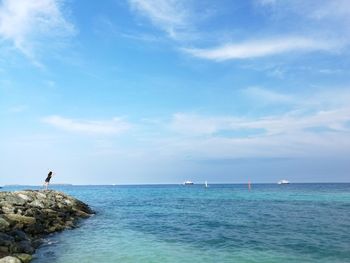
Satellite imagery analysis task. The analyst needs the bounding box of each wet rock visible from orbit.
[12,241,34,254]
[0,234,14,247]
[7,231,28,242]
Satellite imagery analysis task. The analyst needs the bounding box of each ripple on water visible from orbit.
[29,184,350,263]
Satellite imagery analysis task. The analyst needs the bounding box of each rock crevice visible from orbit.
[0,190,94,262]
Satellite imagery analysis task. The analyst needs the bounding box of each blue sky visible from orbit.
[0,0,350,185]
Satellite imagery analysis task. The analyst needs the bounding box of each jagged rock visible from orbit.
[7,231,28,242]
[12,241,34,254]
[0,234,14,247]
[15,193,33,203]
[3,197,25,207]
[13,254,32,263]
[0,218,10,232]
[4,215,36,227]
[0,190,93,262]
[28,200,44,209]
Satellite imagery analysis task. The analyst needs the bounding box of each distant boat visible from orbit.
[205,181,208,188]
[278,180,290,185]
[183,181,194,185]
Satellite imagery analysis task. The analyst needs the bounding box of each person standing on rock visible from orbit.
[44,171,54,190]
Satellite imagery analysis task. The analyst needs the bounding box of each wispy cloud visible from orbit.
[256,0,350,41]
[242,86,295,104]
[0,0,75,66]
[42,115,131,135]
[311,0,350,20]
[159,88,350,159]
[170,108,350,137]
[7,105,28,113]
[257,0,350,20]
[162,108,350,159]
[128,0,192,40]
[183,37,336,61]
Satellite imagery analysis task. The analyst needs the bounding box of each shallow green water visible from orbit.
[5,184,350,262]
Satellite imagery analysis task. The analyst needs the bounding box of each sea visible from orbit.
[2,183,350,263]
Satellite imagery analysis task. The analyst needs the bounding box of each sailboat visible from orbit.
[205,181,208,188]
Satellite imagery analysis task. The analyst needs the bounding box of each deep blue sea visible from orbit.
[2,184,350,262]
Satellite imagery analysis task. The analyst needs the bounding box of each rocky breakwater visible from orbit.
[0,190,94,263]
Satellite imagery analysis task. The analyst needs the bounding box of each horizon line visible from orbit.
[2,182,350,187]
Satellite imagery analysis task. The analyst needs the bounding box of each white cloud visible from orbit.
[42,115,131,135]
[128,0,191,40]
[162,106,350,159]
[166,89,350,159]
[243,86,295,104]
[0,0,75,65]
[169,107,350,137]
[183,37,336,61]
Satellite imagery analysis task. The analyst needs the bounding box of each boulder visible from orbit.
[12,241,34,254]
[4,196,26,207]
[28,200,44,209]
[13,254,32,263]
[0,256,21,263]
[7,231,28,242]
[0,234,14,247]
[15,193,33,203]
[0,218,10,232]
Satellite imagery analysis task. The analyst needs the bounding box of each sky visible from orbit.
[0,0,350,185]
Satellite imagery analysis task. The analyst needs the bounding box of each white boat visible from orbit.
[204,181,208,188]
[278,180,290,185]
[183,181,194,185]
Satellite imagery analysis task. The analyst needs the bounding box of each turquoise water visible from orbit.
[3,184,350,262]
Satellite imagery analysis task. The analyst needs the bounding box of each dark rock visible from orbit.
[8,231,28,242]
[12,241,34,254]
[30,239,43,249]
[0,234,14,247]
[0,246,9,254]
